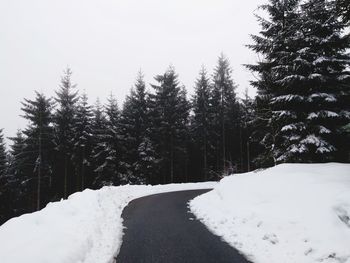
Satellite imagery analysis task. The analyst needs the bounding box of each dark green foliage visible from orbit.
[247,0,350,163]
[191,67,212,181]
[2,0,349,224]
[336,0,350,23]
[0,129,7,176]
[72,93,94,191]
[247,0,301,165]
[209,54,241,175]
[149,67,190,184]
[21,92,55,210]
[54,68,79,198]
[119,72,149,184]
[3,131,31,220]
[90,99,110,187]
[0,129,10,223]
[239,89,257,171]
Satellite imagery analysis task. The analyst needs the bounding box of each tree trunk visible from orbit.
[36,123,42,211]
[170,134,174,183]
[64,155,68,198]
[203,136,207,181]
[81,148,85,190]
[247,140,250,172]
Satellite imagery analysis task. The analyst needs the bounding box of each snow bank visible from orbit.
[0,182,216,263]
[190,163,350,263]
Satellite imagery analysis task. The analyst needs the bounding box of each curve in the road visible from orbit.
[116,189,252,263]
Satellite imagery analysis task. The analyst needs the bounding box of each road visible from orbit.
[116,189,252,263]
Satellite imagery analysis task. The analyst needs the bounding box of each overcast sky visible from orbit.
[0,0,265,144]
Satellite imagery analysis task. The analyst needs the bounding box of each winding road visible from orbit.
[116,189,252,263]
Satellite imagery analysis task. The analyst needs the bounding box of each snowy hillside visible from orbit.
[0,182,216,263]
[190,163,350,263]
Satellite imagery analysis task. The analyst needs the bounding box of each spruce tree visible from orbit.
[21,92,55,210]
[72,93,93,190]
[294,0,350,162]
[119,72,148,183]
[5,130,31,219]
[247,0,349,163]
[0,129,10,223]
[149,67,190,184]
[210,54,240,175]
[134,134,157,184]
[191,67,212,181]
[239,89,256,171]
[91,99,110,187]
[0,129,7,176]
[246,0,301,165]
[54,68,79,197]
[102,94,123,185]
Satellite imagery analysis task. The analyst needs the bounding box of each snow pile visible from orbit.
[190,163,350,263]
[0,182,216,263]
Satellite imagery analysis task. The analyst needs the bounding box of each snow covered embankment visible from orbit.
[190,163,350,263]
[0,182,216,263]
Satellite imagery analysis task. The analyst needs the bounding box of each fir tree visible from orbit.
[91,99,110,187]
[0,129,10,224]
[54,68,79,197]
[4,130,31,220]
[72,93,93,190]
[119,72,148,183]
[102,94,123,185]
[210,54,240,175]
[247,0,350,163]
[239,89,256,171]
[21,92,55,210]
[0,129,7,176]
[294,0,350,162]
[149,67,190,184]
[246,0,301,165]
[134,134,157,184]
[191,66,212,181]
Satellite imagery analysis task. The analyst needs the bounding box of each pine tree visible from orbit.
[72,93,93,191]
[102,94,123,185]
[134,134,157,184]
[246,0,301,165]
[119,72,149,183]
[210,54,240,175]
[8,130,27,183]
[239,89,256,171]
[54,68,79,198]
[191,66,212,181]
[294,0,350,162]
[149,67,190,184]
[4,130,31,220]
[247,0,350,163]
[91,99,110,187]
[0,129,7,177]
[0,129,10,224]
[21,92,55,210]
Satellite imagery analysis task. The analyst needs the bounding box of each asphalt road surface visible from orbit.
[116,189,252,263]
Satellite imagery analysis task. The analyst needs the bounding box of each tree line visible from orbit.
[0,0,349,224]
[0,56,255,223]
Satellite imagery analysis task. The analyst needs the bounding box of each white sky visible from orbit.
[0,0,265,144]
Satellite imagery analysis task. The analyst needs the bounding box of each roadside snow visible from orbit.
[190,163,350,263]
[0,182,216,263]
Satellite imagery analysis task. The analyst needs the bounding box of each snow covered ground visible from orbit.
[0,182,216,263]
[190,163,350,263]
